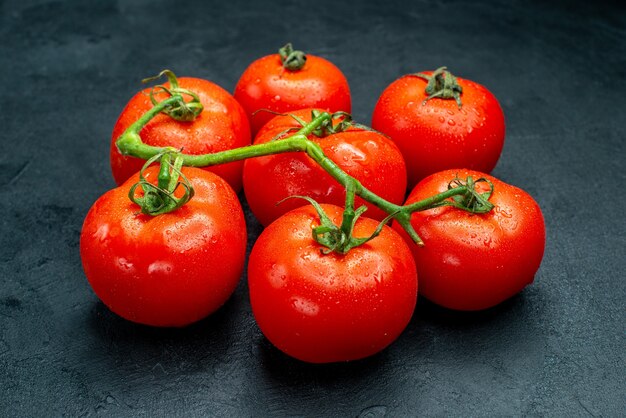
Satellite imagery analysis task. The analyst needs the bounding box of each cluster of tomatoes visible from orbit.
[80,44,545,363]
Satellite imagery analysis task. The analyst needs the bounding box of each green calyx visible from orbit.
[142,69,203,122]
[285,181,397,255]
[433,175,495,214]
[128,151,195,216]
[267,110,382,141]
[414,66,463,108]
[278,43,307,71]
[301,110,380,137]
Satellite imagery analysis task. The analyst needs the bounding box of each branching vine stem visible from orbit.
[116,92,493,246]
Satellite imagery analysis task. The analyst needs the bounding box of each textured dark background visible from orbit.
[1,0,625,416]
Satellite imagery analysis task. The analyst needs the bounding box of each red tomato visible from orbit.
[394,169,545,311]
[372,69,505,188]
[80,167,247,327]
[243,109,407,226]
[110,77,251,191]
[234,47,351,135]
[248,204,417,363]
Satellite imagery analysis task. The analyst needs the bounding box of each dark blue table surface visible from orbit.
[1,0,624,416]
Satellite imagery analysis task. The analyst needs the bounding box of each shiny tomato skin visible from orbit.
[80,167,247,327]
[372,73,505,188]
[234,54,351,135]
[394,169,545,311]
[243,109,407,226]
[110,77,251,191]
[248,204,418,363]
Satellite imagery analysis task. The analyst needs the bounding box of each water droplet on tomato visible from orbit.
[254,78,261,84]
[148,261,173,275]
[291,297,319,316]
[117,257,135,272]
[269,264,287,288]
[274,95,281,101]
[446,109,455,115]
[448,119,456,126]
[300,252,312,261]
[373,273,383,285]
[94,224,110,242]
[499,208,513,218]
[438,116,445,123]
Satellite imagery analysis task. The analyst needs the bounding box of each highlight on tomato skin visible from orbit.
[243,108,407,227]
[393,168,546,311]
[80,166,247,327]
[372,69,505,189]
[248,204,418,364]
[234,46,352,135]
[110,77,251,192]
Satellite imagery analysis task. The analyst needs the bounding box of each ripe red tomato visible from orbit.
[234,45,351,135]
[372,69,505,188]
[243,109,407,226]
[80,166,247,327]
[394,169,545,311]
[248,204,417,363]
[110,77,251,191]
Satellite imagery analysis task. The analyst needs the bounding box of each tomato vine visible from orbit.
[115,72,496,249]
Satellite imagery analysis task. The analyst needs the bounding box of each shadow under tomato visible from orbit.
[240,191,264,253]
[395,289,544,369]
[90,297,234,336]
[86,291,243,371]
[414,292,526,329]
[255,334,387,387]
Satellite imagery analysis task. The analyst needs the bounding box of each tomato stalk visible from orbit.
[413,66,464,108]
[284,180,398,254]
[116,85,494,245]
[278,43,307,71]
[142,70,204,121]
[128,151,194,216]
[261,109,376,140]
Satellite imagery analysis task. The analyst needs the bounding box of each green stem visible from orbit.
[279,43,307,71]
[128,151,194,216]
[403,186,468,213]
[413,66,464,108]
[116,101,482,244]
[157,153,173,190]
[339,180,357,234]
[116,96,182,158]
